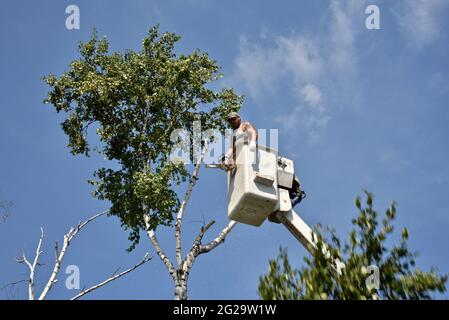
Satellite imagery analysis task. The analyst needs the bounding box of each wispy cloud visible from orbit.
[395,0,448,49]
[234,36,284,98]
[380,147,415,173]
[233,0,367,143]
[301,83,323,111]
[276,35,324,81]
[428,72,449,95]
[273,83,330,144]
[329,0,359,74]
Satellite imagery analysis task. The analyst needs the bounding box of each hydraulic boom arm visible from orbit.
[270,209,346,275]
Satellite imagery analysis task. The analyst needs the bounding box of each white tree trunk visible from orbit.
[174,270,188,300]
[143,139,240,300]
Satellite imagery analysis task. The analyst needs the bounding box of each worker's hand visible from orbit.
[219,154,231,165]
[249,140,257,151]
[225,163,236,172]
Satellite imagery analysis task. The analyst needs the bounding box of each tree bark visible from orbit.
[144,139,238,300]
[174,270,188,300]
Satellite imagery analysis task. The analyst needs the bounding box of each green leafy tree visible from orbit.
[43,25,243,299]
[258,192,447,300]
[44,25,241,250]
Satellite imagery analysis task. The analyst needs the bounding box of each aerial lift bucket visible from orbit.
[205,139,344,274]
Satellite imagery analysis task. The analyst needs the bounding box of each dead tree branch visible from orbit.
[13,211,137,300]
[183,220,238,281]
[175,141,209,266]
[144,215,177,281]
[70,253,152,300]
[38,211,107,300]
[143,138,237,299]
[15,227,44,300]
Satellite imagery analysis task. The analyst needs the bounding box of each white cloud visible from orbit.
[303,113,331,144]
[234,35,327,142]
[429,72,449,94]
[233,0,365,143]
[234,35,283,98]
[395,0,448,48]
[329,0,355,71]
[274,83,329,143]
[274,106,301,130]
[380,147,415,173]
[234,34,323,98]
[329,0,366,74]
[301,83,323,109]
[275,35,323,81]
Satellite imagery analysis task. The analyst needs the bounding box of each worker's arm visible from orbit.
[242,122,258,150]
[242,122,258,142]
[224,143,233,163]
[221,136,236,171]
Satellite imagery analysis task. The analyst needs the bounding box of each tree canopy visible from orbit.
[44,25,242,250]
[258,192,447,299]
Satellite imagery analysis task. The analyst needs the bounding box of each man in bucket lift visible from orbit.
[222,112,305,208]
[225,111,258,166]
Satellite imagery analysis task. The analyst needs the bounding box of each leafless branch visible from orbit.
[15,228,44,300]
[144,214,177,281]
[183,221,215,270]
[175,140,209,267]
[182,220,237,281]
[141,137,237,299]
[54,241,59,261]
[38,211,108,300]
[70,253,152,300]
[199,220,238,254]
[1,279,27,300]
[1,279,28,291]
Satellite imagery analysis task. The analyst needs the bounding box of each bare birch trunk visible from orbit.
[144,139,238,299]
[174,270,188,300]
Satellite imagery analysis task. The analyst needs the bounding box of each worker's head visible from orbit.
[227,112,241,129]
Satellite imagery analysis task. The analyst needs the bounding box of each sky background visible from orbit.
[1,0,448,299]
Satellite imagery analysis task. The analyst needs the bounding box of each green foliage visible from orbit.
[258,248,302,300]
[258,191,447,299]
[43,25,242,250]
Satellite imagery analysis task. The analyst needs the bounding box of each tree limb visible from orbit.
[183,221,215,269]
[1,279,28,300]
[199,220,238,254]
[182,220,237,282]
[16,227,44,300]
[144,214,177,281]
[141,118,179,281]
[175,140,209,267]
[70,253,152,300]
[38,211,107,300]
[142,138,236,299]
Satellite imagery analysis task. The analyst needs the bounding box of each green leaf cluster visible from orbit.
[44,25,242,250]
[258,191,447,299]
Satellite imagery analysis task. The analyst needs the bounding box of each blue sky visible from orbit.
[1,0,448,299]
